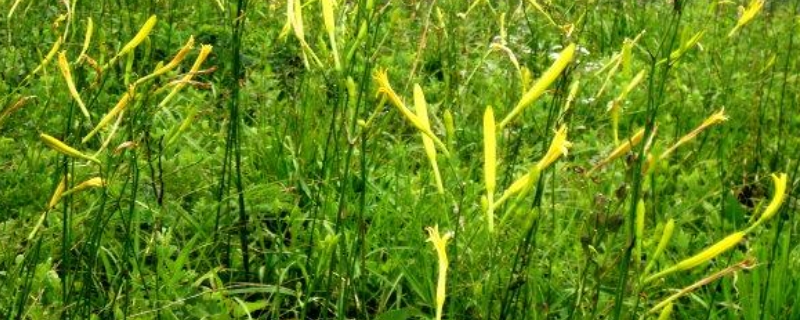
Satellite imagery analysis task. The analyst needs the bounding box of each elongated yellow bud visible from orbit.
[747,173,788,232]
[373,69,450,157]
[22,36,63,85]
[425,225,452,320]
[40,133,101,164]
[495,125,569,209]
[76,18,94,64]
[588,128,645,175]
[644,219,675,276]
[0,95,35,127]
[674,231,745,270]
[321,0,340,70]
[657,302,673,320]
[117,15,157,58]
[136,36,195,85]
[414,84,443,194]
[57,51,91,120]
[159,44,213,109]
[48,175,69,209]
[443,109,455,148]
[483,106,497,232]
[84,85,136,142]
[60,177,106,197]
[536,125,570,171]
[500,43,575,129]
[644,231,745,284]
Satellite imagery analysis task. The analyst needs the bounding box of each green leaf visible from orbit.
[374,307,426,320]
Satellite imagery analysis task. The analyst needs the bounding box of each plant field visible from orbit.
[1,0,799,319]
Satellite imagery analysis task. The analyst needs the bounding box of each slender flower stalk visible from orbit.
[588,128,645,175]
[95,109,127,156]
[660,108,728,160]
[499,43,576,129]
[648,258,756,314]
[425,225,453,320]
[608,70,646,143]
[84,85,136,142]
[414,84,444,194]
[57,51,91,120]
[483,106,497,232]
[40,133,101,164]
[635,198,646,265]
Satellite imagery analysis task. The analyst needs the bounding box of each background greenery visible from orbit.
[1,0,798,319]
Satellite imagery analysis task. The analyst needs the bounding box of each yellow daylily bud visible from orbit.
[0,96,35,127]
[425,225,453,320]
[48,175,69,209]
[644,219,675,276]
[588,128,645,175]
[414,84,443,194]
[40,133,101,164]
[644,231,745,284]
[443,109,455,148]
[61,177,106,197]
[136,36,195,85]
[321,0,340,70]
[76,18,94,64]
[483,106,497,232]
[500,43,576,129]
[657,302,673,320]
[158,44,213,109]
[536,125,571,171]
[57,51,91,120]
[84,85,136,143]
[747,173,789,231]
[494,125,569,209]
[373,69,450,157]
[117,15,157,58]
[25,37,62,82]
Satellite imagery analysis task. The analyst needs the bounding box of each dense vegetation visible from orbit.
[1,0,799,318]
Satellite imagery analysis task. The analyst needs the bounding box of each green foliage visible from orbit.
[1,0,799,319]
